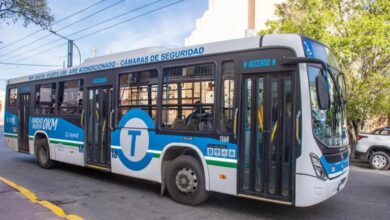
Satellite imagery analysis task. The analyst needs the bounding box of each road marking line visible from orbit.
[0,176,83,220]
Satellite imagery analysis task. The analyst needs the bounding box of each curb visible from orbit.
[0,176,83,220]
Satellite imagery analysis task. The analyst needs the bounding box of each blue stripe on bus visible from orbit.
[320,156,349,177]
[7,108,237,171]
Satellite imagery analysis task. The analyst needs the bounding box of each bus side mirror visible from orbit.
[316,74,330,110]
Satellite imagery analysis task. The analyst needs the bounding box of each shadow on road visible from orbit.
[12,154,348,219]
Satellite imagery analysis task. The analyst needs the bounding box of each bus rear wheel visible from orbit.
[166,155,209,206]
[36,138,54,169]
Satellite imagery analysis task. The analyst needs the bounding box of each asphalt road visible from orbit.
[0,131,389,220]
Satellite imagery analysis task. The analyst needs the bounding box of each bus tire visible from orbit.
[166,155,209,206]
[36,138,54,169]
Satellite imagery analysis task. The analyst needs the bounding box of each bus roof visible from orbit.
[7,36,265,85]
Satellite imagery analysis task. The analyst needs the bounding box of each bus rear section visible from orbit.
[4,87,31,154]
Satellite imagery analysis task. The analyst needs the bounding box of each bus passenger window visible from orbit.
[118,70,158,121]
[8,88,18,108]
[220,62,235,133]
[35,83,56,114]
[162,63,215,132]
[58,79,84,114]
[162,83,179,126]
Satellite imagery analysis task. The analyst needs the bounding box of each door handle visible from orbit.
[295,110,301,145]
[109,109,115,131]
[233,108,238,139]
[81,109,85,128]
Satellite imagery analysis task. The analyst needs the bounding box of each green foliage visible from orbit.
[0,0,53,29]
[260,0,390,123]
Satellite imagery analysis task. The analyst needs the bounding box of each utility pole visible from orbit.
[246,0,256,37]
[68,40,74,67]
[248,0,255,30]
[49,30,81,67]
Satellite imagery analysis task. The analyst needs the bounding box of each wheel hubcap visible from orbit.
[175,167,198,194]
[372,155,387,169]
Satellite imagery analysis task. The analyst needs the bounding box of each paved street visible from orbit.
[0,132,389,220]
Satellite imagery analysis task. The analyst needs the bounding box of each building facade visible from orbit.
[185,0,285,46]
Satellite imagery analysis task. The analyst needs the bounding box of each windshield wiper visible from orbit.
[327,65,347,144]
[326,65,344,108]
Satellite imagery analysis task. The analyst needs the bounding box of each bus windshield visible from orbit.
[307,66,348,147]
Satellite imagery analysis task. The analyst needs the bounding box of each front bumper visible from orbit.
[295,167,349,207]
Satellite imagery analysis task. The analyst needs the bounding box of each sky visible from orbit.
[0,0,208,88]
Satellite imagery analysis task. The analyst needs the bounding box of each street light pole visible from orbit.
[49,30,82,67]
[67,40,73,67]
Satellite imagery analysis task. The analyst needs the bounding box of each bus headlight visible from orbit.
[310,153,327,180]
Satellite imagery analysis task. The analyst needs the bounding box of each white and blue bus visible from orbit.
[4,34,349,207]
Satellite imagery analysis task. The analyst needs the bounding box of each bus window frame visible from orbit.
[57,78,84,115]
[157,60,219,136]
[117,68,159,123]
[34,82,57,115]
[217,59,237,136]
[7,87,18,108]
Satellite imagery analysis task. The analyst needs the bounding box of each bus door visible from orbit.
[17,93,30,153]
[239,72,295,203]
[85,86,113,169]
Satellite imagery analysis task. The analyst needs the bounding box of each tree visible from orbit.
[259,0,390,155]
[0,0,53,29]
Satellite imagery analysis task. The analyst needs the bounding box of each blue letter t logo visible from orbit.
[127,130,141,157]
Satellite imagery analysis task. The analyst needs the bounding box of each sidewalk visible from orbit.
[0,180,62,220]
[0,177,82,220]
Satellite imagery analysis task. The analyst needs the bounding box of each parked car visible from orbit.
[355,127,390,170]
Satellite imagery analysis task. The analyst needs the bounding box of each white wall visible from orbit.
[185,0,285,46]
[255,0,286,30]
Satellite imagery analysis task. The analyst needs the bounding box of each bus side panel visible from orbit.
[28,127,35,155]
[4,111,19,151]
[208,165,237,195]
[53,144,84,166]
[110,109,238,195]
[4,135,18,152]
[110,135,239,196]
[29,116,85,167]
[111,147,162,183]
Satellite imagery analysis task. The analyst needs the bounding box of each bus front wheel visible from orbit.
[166,155,209,206]
[36,138,54,169]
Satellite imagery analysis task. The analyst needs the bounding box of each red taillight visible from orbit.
[357,135,367,141]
